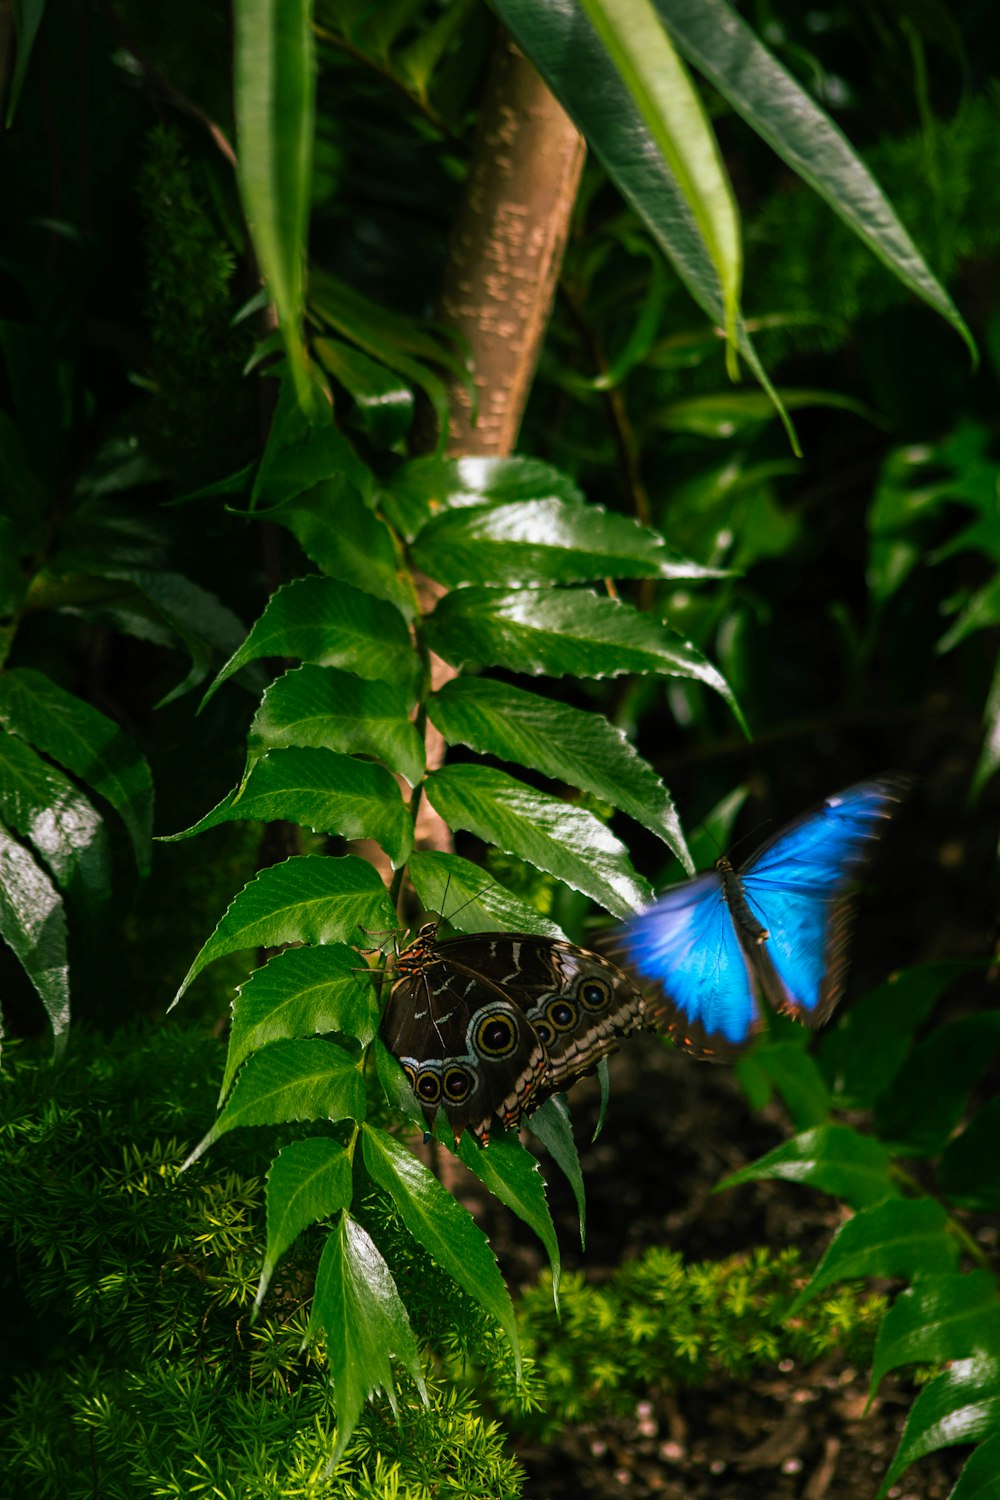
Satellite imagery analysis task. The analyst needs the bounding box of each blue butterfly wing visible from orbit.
[615,872,761,1055]
[738,776,908,1025]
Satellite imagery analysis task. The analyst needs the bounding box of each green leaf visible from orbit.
[0,822,69,1054]
[429,676,692,872]
[577,0,741,360]
[870,1273,1000,1399]
[249,663,424,787]
[381,454,586,542]
[361,1123,520,1372]
[314,335,414,447]
[223,944,379,1100]
[938,574,1000,656]
[257,1138,354,1308]
[253,412,373,510]
[879,1356,1000,1497]
[791,1198,959,1313]
[940,1095,1000,1211]
[6,0,47,126]
[407,849,565,939]
[202,576,417,706]
[456,1129,561,1296]
[171,854,395,1006]
[0,732,111,906]
[234,0,317,410]
[527,1095,586,1249]
[410,496,723,588]
[653,0,975,362]
[310,272,464,453]
[183,1038,365,1167]
[736,1040,831,1130]
[0,668,153,873]
[425,586,744,728]
[310,1212,428,1463]
[425,763,651,919]
[874,1012,1000,1156]
[657,387,879,438]
[948,1432,1000,1500]
[719,1125,900,1210]
[826,962,972,1109]
[264,481,417,619]
[971,654,1000,802]
[490,0,795,446]
[163,747,413,869]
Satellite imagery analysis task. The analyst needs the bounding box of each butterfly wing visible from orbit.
[737,775,909,1026]
[612,872,760,1057]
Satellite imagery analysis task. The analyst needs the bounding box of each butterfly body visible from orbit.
[612,775,909,1058]
[380,925,650,1143]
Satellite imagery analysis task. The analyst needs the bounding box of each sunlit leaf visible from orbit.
[0,732,111,906]
[0,823,69,1054]
[407,849,565,939]
[870,1272,1000,1398]
[879,1356,1000,1496]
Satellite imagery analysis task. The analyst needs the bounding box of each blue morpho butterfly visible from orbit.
[608,775,910,1059]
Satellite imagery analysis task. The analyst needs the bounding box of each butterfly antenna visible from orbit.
[435,876,499,931]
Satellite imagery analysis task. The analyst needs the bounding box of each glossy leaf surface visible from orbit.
[720,1125,900,1210]
[792,1198,958,1312]
[0,823,69,1053]
[407,849,566,939]
[257,1137,353,1307]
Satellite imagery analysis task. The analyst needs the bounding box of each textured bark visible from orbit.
[413,34,586,860]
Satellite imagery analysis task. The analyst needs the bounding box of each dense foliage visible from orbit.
[1,1,999,1496]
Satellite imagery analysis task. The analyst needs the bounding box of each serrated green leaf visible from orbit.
[310,1212,428,1463]
[314,336,414,448]
[171,854,395,1006]
[184,1038,365,1167]
[235,0,317,411]
[425,762,651,919]
[264,481,417,618]
[653,0,975,362]
[878,1356,1000,1497]
[381,454,585,542]
[456,1129,561,1297]
[425,587,743,730]
[948,1432,1000,1500]
[870,1273,1000,1399]
[791,1198,959,1313]
[719,1125,900,1210]
[253,415,373,510]
[257,1138,354,1308]
[0,667,153,872]
[163,747,413,869]
[0,731,111,905]
[411,496,723,588]
[223,944,379,1100]
[874,1012,1000,1156]
[0,822,69,1054]
[374,1036,425,1130]
[249,664,424,787]
[428,676,692,872]
[202,575,417,706]
[527,1095,586,1250]
[940,1095,1000,1211]
[361,1123,520,1372]
[407,849,565,939]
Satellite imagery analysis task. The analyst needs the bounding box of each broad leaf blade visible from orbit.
[0,732,111,906]
[184,1038,365,1166]
[425,586,744,730]
[527,1095,586,1250]
[719,1125,900,1210]
[361,1123,520,1373]
[257,1138,354,1308]
[879,1356,1000,1497]
[202,576,417,706]
[310,1212,428,1463]
[429,676,692,872]
[0,668,153,873]
[223,944,379,1100]
[250,664,425,786]
[381,454,589,542]
[870,1272,1000,1399]
[874,1012,1000,1155]
[948,1432,1000,1500]
[939,1095,1000,1211]
[171,855,395,1006]
[407,849,565,939]
[411,496,722,588]
[0,823,69,1054]
[791,1198,959,1313]
[164,747,413,868]
[425,763,651,919]
[456,1129,561,1296]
